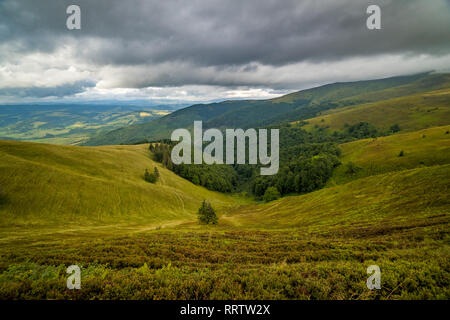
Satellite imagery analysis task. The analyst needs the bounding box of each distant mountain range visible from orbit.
[0,104,182,145]
[84,72,450,146]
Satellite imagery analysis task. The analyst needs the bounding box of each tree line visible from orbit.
[148,121,393,200]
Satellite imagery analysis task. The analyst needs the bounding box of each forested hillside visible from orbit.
[84,73,450,146]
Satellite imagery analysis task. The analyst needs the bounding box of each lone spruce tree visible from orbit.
[144,168,157,183]
[198,200,218,225]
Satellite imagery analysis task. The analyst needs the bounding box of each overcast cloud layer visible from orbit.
[1,0,450,103]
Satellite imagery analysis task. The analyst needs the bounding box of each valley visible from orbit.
[0,73,449,300]
[0,104,180,145]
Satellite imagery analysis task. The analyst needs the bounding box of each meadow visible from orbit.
[0,133,448,299]
[0,224,448,299]
[301,89,450,133]
[0,141,242,227]
[329,125,450,185]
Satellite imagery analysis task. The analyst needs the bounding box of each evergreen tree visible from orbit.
[263,186,280,202]
[198,200,218,224]
[144,168,157,183]
[390,123,401,133]
[144,168,151,181]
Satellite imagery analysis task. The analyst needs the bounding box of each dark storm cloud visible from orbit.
[2,0,450,65]
[1,0,450,93]
[0,81,95,98]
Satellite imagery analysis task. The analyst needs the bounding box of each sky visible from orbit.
[1,0,450,104]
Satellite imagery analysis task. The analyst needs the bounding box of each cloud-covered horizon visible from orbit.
[1,0,450,103]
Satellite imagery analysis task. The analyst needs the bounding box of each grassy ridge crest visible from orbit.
[0,140,239,226]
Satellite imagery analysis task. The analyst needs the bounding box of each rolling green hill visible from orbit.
[84,72,450,146]
[302,88,450,133]
[0,140,240,226]
[225,164,450,232]
[329,125,450,185]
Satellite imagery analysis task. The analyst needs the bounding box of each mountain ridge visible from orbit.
[84,72,449,146]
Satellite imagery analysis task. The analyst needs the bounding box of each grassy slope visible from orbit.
[85,73,448,146]
[329,125,450,185]
[338,73,450,105]
[272,72,437,104]
[222,125,450,232]
[225,164,450,233]
[0,140,239,227]
[0,127,449,299]
[301,88,450,132]
[208,74,450,129]
[0,162,448,299]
